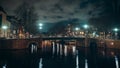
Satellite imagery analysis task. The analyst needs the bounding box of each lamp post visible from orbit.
[39,23,43,27]
[39,27,42,30]
[84,24,89,29]
[2,25,8,38]
[83,24,89,47]
[83,24,89,37]
[113,28,118,40]
[39,23,43,36]
[75,27,80,37]
[75,27,80,31]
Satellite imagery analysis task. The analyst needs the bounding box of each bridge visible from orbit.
[0,37,98,50]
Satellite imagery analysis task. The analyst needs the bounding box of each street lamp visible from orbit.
[39,23,43,34]
[75,27,80,31]
[75,27,80,37]
[83,24,89,47]
[83,24,89,37]
[39,27,42,29]
[2,25,8,38]
[39,23,43,27]
[113,28,118,32]
[83,24,89,29]
[113,28,119,40]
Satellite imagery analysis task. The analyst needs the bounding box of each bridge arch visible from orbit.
[27,41,39,50]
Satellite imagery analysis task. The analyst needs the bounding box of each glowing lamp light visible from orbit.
[75,27,80,31]
[83,24,89,29]
[2,25,8,30]
[39,27,42,29]
[39,23,43,27]
[113,28,118,32]
[110,42,114,45]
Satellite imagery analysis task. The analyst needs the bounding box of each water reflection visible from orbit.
[52,44,55,55]
[0,42,120,68]
[85,59,88,68]
[76,50,79,68]
[60,44,63,56]
[39,58,43,68]
[2,64,7,68]
[115,56,119,68]
[64,45,67,56]
[57,43,59,55]
[72,46,76,56]
[31,44,37,53]
[51,43,77,57]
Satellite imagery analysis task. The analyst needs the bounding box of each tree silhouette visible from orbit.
[14,2,38,34]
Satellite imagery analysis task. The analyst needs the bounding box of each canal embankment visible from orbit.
[0,38,42,49]
[98,39,120,49]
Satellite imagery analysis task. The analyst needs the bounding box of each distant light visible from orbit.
[83,24,89,29]
[110,42,114,45]
[113,28,118,32]
[39,23,43,27]
[75,27,80,31]
[80,32,84,34]
[96,35,99,37]
[39,27,42,29]
[2,25,8,30]
[93,32,96,35]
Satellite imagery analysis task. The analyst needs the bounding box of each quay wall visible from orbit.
[1,38,120,50]
[0,39,42,49]
[97,39,120,49]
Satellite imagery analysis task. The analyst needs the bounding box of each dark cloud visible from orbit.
[79,1,88,9]
[0,0,119,25]
[0,0,23,15]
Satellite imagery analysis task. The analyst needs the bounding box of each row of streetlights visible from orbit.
[75,24,89,31]
[74,24,119,39]
[38,23,119,39]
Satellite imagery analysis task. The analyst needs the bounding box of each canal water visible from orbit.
[0,42,120,68]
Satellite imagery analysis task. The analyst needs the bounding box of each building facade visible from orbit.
[0,6,11,38]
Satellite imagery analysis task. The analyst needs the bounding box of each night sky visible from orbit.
[0,0,120,28]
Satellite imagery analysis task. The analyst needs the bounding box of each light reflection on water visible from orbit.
[52,44,55,55]
[31,44,37,53]
[0,42,120,68]
[2,64,6,68]
[115,56,119,68]
[72,46,76,56]
[60,44,63,56]
[76,50,79,68]
[57,43,59,55]
[39,58,43,68]
[85,59,88,68]
[64,45,67,56]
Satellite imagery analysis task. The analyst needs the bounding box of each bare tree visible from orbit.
[14,2,38,34]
